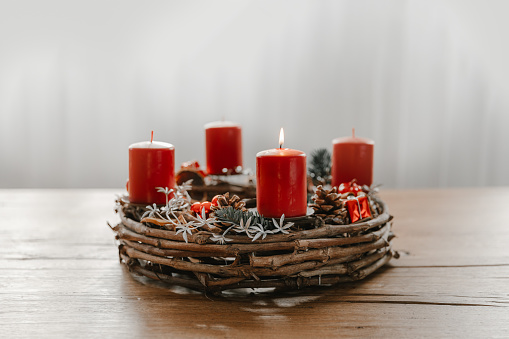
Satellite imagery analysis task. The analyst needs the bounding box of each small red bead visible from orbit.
[201,201,212,213]
[338,181,362,194]
[211,195,221,206]
[191,202,202,213]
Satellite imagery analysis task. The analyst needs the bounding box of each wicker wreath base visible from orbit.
[112,198,395,293]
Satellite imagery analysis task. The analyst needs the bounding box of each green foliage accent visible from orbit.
[214,207,271,229]
[308,148,331,185]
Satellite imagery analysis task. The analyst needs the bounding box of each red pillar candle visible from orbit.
[331,128,374,187]
[205,121,242,175]
[128,132,175,205]
[256,128,307,218]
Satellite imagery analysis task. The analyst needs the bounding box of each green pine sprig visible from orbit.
[308,148,331,185]
[214,206,271,229]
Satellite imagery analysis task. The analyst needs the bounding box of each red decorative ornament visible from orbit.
[191,202,202,214]
[180,160,207,177]
[201,201,212,214]
[337,180,363,194]
[345,195,372,223]
[191,201,212,216]
[211,195,221,206]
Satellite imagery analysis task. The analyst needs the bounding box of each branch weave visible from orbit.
[113,196,395,292]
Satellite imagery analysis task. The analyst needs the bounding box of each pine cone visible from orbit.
[211,192,247,212]
[310,185,349,225]
[209,192,247,229]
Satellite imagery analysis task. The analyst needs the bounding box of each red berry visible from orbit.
[201,201,212,213]
[211,195,221,206]
[191,202,202,213]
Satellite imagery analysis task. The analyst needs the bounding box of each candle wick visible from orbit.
[279,143,283,149]
[352,128,355,138]
[151,131,154,143]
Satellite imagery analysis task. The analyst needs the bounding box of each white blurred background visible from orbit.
[1,0,508,189]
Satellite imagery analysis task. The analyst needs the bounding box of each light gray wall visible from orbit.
[1,0,509,188]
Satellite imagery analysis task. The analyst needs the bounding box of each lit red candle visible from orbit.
[128,131,175,205]
[256,128,307,218]
[331,128,374,187]
[205,121,242,175]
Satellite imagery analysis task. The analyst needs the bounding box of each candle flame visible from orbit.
[151,130,154,143]
[279,128,284,148]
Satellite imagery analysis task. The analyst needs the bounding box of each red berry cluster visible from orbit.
[190,195,221,217]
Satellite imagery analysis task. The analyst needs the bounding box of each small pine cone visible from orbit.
[210,192,247,213]
[311,185,348,225]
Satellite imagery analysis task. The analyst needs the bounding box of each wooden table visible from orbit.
[1,189,508,338]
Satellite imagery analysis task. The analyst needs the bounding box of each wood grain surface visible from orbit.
[1,188,508,338]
